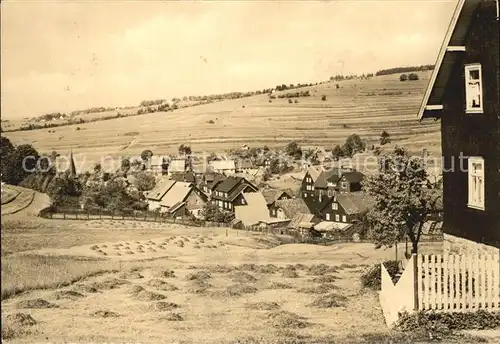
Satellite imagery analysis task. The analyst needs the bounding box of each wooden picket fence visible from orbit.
[417,254,500,312]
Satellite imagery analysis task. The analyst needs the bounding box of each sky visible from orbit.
[1,0,457,119]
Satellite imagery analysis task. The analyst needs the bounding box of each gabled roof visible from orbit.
[146,177,176,201]
[171,172,196,183]
[288,213,318,229]
[210,160,236,171]
[335,192,375,215]
[274,198,310,219]
[207,175,226,190]
[262,189,280,205]
[169,159,186,173]
[234,192,272,226]
[159,181,193,208]
[306,166,323,182]
[215,176,243,193]
[166,201,186,214]
[227,184,251,201]
[314,169,342,188]
[418,0,482,120]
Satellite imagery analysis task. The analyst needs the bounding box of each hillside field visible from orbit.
[3,72,440,172]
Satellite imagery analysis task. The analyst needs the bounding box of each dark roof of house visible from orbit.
[167,201,186,214]
[314,169,342,188]
[306,166,324,182]
[274,198,310,219]
[335,192,375,215]
[215,176,243,193]
[341,171,365,184]
[418,0,480,120]
[227,184,250,201]
[171,172,196,183]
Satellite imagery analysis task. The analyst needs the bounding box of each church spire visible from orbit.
[69,149,76,176]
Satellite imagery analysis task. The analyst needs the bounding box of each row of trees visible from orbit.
[270,90,311,99]
[376,64,434,76]
[329,73,374,82]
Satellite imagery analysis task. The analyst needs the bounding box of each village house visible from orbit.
[235,159,259,175]
[318,192,374,224]
[167,158,187,177]
[148,155,167,175]
[159,181,207,218]
[170,171,196,184]
[198,172,225,197]
[209,160,236,175]
[269,197,310,220]
[417,0,500,255]
[211,176,258,211]
[301,165,365,214]
[262,188,295,215]
[145,177,176,211]
[234,192,288,228]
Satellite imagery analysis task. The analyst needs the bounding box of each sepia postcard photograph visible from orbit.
[1,0,499,343]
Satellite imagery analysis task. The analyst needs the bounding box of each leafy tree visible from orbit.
[341,134,365,157]
[140,149,153,162]
[285,141,302,159]
[201,202,234,223]
[363,147,442,254]
[135,171,156,191]
[380,130,391,145]
[399,74,408,81]
[321,95,327,101]
[178,144,192,156]
[331,145,343,160]
[120,157,131,172]
[1,136,15,178]
[408,73,419,81]
[2,144,40,185]
[46,171,83,206]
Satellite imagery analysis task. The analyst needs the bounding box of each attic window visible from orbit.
[465,64,483,113]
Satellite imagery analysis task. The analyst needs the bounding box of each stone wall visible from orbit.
[444,233,500,256]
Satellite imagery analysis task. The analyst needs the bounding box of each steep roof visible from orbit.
[306,166,323,182]
[227,183,250,201]
[418,0,482,120]
[314,221,352,232]
[274,198,311,219]
[159,181,193,208]
[262,189,280,205]
[335,192,375,215]
[169,159,186,173]
[314,169,342,188]
[146,177,176,201]
[215,176,243,193]
[210,160,236,171]
[234,192,272,226]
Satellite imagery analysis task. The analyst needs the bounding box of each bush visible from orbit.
[321,95,327,101]
[395,310,500,341]
[360,260,399,290]
[288,99,293,104]
[399,74,408,81]
[408,73,419,81]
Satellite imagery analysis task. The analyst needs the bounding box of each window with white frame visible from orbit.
[465,64,483,113]
[342,215,347,222]
[332,203,338,210]
[304,192,307,197]
[326,213,330,221]
[468,157,485,210]
[335,214,340,221]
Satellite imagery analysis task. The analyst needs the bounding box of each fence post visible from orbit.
[413,253,419,311]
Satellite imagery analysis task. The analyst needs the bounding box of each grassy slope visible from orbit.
[3,72,440,171]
